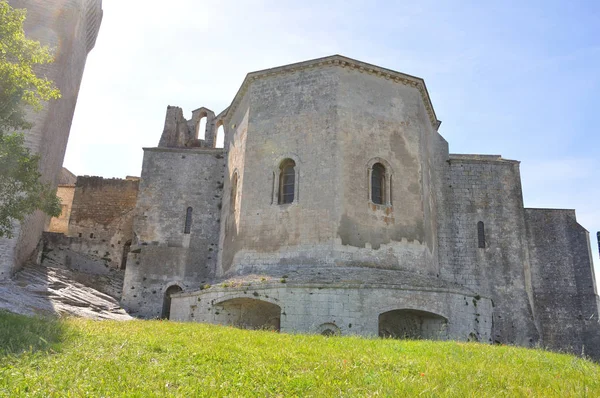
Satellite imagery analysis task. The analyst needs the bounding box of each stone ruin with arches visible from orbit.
[120,55,600,358]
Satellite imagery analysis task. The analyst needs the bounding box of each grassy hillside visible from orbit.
[1,311,599,397]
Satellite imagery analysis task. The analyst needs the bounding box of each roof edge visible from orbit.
[224,54,440,130]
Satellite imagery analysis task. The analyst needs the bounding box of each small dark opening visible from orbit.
[121,240,132,269]
[477,221,486,248]
[231,173,238,212]
[161,285,183,319]
[371,163,385,205]
[184,207,193,234]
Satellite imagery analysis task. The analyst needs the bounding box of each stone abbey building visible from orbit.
[121,55,600,357]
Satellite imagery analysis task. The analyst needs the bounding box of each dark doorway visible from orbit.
[121,240,132,269]
[379,309,448,340]
[161,285,183,320]
[216,298,281,331]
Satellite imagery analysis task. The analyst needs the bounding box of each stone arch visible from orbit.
[271,153,302,205]
[197,115,207,140]
[366,157,394,206]
[191,107,216,145]
[378,309,448,340]
[278,159,296,204]
[215,119,225,148]
[316,323,341,336]
[214,297,281,331]
[161,284,183,320]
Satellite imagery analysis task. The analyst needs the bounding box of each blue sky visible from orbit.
[64,0,600,270]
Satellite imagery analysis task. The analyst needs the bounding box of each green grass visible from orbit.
[1,311,599,397]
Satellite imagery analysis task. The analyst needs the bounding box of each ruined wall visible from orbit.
[438,156,539,346]
[158,106,220,149]
[68,176,139,269]
[121,146,225,318]
[40,232,124,299]
[0,0,102,279]
[525,209,600,358]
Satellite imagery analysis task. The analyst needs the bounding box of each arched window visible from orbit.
[371,163,386,205]
[278,159,296,204]
[477,221,485,248]
[197,115,207,139]
[216,124,225,149]
[231,172,238,212]
[184,207,193,234]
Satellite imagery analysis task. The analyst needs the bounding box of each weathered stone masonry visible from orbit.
[0,0,103,279]
[39,175,139,293]
[122,55,599,358]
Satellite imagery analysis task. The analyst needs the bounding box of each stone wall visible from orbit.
[218,64,440,277]
[525,209,600,358]
[439,155,539,346]
[47,185,75,234]
[121,147,225,318]
[0,0,102,279]
[40,232,124,299]
[171,283,492,342]
[67,176,139,269]
[335,66,439,276]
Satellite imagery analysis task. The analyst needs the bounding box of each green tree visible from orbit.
[0,0,62,238]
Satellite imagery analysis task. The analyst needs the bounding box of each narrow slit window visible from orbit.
[184,207,193,234]
[477,221,485,248]
[389,175,393,205]
[278,159,296,204]
[371,163,385,205]
[231,173,238,212]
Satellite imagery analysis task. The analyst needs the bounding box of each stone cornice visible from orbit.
[224,54,441,130]
[171,282,483,300]
[448,154,520,164]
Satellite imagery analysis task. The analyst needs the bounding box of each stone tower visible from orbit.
[121,106,226,318]
[0,0,103,279]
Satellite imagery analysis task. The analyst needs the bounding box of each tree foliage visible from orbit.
[0,0,60,129]
[0,133,61,237]
[0,0,62,237]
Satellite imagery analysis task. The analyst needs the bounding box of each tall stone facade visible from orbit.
[122,55,600,358]
[0,0,103,279]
